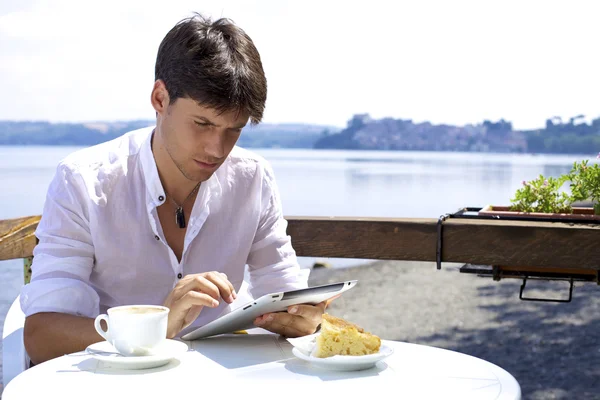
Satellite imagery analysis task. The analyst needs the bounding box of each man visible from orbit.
[22,14,327,365]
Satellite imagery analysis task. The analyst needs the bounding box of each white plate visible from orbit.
[85,339,188,370]
[291,343,394,371]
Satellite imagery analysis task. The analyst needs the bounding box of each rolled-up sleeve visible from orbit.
[20,163,99,318]
[246,164,309,297]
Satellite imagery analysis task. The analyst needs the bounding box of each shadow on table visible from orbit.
[192,334,391,381]
[57,358,182,375]
[410,279,600,400]
[191,334,293,369]
[283,359,389,382]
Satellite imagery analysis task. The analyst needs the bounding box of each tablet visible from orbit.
[181,280,357,340]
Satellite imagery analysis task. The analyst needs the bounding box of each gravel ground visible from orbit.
[309,260,600,400]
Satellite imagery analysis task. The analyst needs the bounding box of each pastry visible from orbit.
[313,313,381,358]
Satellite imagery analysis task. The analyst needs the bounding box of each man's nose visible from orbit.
[203,130,225,159]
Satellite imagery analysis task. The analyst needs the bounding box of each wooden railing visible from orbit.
[2,214,600,269]
[286,216,600,269]
[0,216,39,262]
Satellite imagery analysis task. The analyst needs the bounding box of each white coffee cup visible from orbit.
[94,305,169,357]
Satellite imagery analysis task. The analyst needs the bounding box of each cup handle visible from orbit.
[94,314,110,342]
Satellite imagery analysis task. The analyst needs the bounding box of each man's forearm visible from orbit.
[24,312,103,365]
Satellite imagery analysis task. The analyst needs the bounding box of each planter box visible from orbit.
[478,205,600,222]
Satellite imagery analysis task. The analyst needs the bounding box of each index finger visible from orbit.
[219,273,237,299]
[203,272,236,303]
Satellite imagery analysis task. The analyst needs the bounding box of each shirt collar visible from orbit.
[139,127,167,209]
[139,127,223,211]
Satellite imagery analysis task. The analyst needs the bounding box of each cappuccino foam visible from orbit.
[111,306,166,315]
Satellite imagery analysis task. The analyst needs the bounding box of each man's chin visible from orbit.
[185,168,218,183]
[183,161,222,182]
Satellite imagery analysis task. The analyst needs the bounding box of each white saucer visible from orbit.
[85,339,188,370]
[291,343,394,371]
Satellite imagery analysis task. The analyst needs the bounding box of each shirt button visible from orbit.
[158,195,165,202]
[177,273,183,279]
[154,235,160,241]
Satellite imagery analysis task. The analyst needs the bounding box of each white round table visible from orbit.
[4,333,521,399]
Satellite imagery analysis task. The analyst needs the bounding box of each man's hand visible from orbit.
[253,295,340,337]
[163,272,236,338]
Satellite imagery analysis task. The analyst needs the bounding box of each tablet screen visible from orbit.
[281,282,346,300]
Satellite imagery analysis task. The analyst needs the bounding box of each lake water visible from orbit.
[0,145,593,383]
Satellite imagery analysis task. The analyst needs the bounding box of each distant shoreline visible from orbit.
[2,114,600,155]
[1,144,597,160]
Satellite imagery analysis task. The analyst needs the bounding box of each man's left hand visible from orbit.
[253,295,339,337]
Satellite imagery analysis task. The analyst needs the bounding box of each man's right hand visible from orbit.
[162,271,236,338]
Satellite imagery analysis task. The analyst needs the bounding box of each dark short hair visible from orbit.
[155,13,267,124]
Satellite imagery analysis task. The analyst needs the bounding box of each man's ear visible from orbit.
[150,80,170,115]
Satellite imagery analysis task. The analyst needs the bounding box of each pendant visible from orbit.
[175,206,186,229]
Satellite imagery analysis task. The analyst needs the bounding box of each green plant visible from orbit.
[510,153,600,215]
[510,175,572,213]
[568,159,600,215]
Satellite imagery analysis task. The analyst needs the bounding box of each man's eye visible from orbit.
[194,121,209,127]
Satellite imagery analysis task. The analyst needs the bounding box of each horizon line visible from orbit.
[2,113,600,131]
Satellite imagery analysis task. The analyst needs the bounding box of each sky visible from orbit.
[0,0,599,130]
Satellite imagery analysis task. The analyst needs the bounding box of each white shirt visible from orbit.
[20,127,308,334]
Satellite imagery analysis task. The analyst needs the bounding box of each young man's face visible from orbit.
[152,82,249,183]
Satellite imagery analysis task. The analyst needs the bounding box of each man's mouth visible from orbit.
[194,160,218,169]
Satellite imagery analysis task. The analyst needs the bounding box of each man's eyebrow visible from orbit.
[193,116,217,126]
[231,122,247,130]
[192,116,246,129]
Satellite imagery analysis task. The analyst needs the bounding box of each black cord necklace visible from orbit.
[165,182,201,229]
